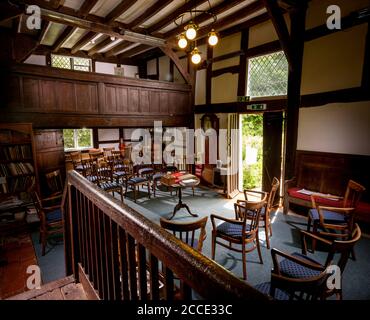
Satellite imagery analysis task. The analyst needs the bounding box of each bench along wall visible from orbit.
[1,64,192,128]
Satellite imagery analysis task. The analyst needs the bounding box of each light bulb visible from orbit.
[191,48,201,64]
[208,30,218,46]
[178,34,187,49]
[185,22,197,40]
[110,36,116,41]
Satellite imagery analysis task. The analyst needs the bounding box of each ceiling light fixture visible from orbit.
[174,0,219,65]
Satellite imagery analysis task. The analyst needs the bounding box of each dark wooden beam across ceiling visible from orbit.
[71,31,96,54]
[51,26,74,52]
[128,0,172,30]
[88,36,112,56]
[105,41,134,57]
[105,0,139,23]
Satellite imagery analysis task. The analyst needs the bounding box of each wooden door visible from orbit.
[263,112,283,203]
[227,113,240,198]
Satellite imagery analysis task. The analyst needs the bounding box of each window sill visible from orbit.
[64,147,93,152]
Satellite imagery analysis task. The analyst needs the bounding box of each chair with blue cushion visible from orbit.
[269,224,361,300]
[160,216,208,252]
[211,199,266,280]
[31,192,64,256]
[125,165,153,202]
[238,177,280,249]
[307,180,365,252]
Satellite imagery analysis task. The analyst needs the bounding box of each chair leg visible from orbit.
[147,182,151,199]
[312,223,318,253]
[42,233,46,256]
[134,185,137,203]
[256,233,263,264]
[192,186,194,196]
[265,223,270,249]
[120,188,123,202]
[269,223,273,237]
[242,245,247,280]
[211,235,216,260]
[153,181,156,197]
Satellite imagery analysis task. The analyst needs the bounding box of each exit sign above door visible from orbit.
[247,103,267,111]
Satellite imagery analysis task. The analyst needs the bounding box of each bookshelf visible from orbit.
[0,123,38,200]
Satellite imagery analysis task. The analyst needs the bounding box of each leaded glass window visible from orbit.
[51,54,91,72]
[247,51,288,98]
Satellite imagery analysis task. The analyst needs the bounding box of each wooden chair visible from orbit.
[152,165,178,197]
[307,180,365,252]
[265,224,362,300]
[70,151,84,174]
[238,177,280,249]
[160,216,208,252]
[45,169,64,196]
[103,147,115,158]
[211,199,266,280]
[125,165,152,203]
[31,192,64,256]
[96,161,124,202]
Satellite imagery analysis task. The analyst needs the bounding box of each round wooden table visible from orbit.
[165,177,200,220]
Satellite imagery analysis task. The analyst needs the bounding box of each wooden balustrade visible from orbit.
[63,170,269,300]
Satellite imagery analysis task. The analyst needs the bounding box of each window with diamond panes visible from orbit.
[247,51,288,98]
[51,54,91,72]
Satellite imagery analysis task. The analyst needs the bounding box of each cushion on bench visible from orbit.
[287,187,343,207]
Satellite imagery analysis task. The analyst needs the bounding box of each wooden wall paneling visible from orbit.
[7,75,22,110]
[149,90,160,113]
[104,85,117,113]
[22,76,41,110]
[40,79,57,111]
[33,129,66,196]
[128,88,139,113]
[116,86,129,114]
[56,81,76,112]
[74,83,99,113]
[159,92,169,114]
[139,89,150,113]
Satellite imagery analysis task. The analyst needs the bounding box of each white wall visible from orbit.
[297,102,370,156]
[95,62,138,78]
[23,54,46,66]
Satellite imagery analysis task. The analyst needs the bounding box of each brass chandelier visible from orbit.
[174,0,219,64]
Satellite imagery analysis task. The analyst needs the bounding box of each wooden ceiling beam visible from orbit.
[38,20,51,43]
[71,31,96,54]
[194,1,265,40]
[78,0,100,17]
[105,0,139,23]
[105,41,135,57]
[262,0,293,67]
[88,36,112,56]
[160,46,192,84]
[50,0,65,9]
[164,0,247,39]
[146,0,209,34]
[127,0,172,30]
[51,26,75,52]
[118,44,152,59]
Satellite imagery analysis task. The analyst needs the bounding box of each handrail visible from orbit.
[65,170,269,300]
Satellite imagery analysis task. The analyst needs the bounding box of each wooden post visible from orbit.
[284,3,308,180]
[206,44,213,105]
[237,29,249,96]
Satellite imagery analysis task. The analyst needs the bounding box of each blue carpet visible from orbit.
[31,186,370,299]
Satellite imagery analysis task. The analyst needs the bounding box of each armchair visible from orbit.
[211,199,266,280]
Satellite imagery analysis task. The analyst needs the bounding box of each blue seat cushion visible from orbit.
[75,164,84,171]
[113,171,129,177]
[247,206,266,217]
[138,168,153,175]
[100,182,121,191]
[309,208,346,223]
[46,209,62,223]
[279,252,322,279]
[254,282,289,300]
[128,177,148,184]
[153,172,164,181]
[86,175,98,183]
[216,221,251,238]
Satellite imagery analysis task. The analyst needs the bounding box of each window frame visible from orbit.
[63,128,93,151]
[246,50,288,99]
[51,54,92,72]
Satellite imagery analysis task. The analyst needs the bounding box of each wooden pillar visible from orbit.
[237,29,249,96]
[206,44,213,105]
[284,3,307,180]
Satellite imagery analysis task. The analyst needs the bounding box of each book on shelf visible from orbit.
[0,145,32,161]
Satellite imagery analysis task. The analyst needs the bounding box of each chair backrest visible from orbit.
[96,161,112,183]
[270,266,330,300]
[343,180,366,208]
[160,216,208,252]
[30,192,45,223]
[325,223,362,273]
[45,169,64,195]
[164,165,178,173]
[234,200,266,232]
[89,151,104,162]
[266,177,280,210]
[70,151,82,165]
[103,147,115,157]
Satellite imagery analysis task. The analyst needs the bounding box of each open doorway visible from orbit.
[240,114,263,191]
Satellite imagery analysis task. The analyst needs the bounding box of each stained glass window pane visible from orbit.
[247,51,288,98]
[51,55,71,70]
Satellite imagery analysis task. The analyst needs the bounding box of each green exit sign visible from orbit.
[247,103,267,111]
[237,96,250,102]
